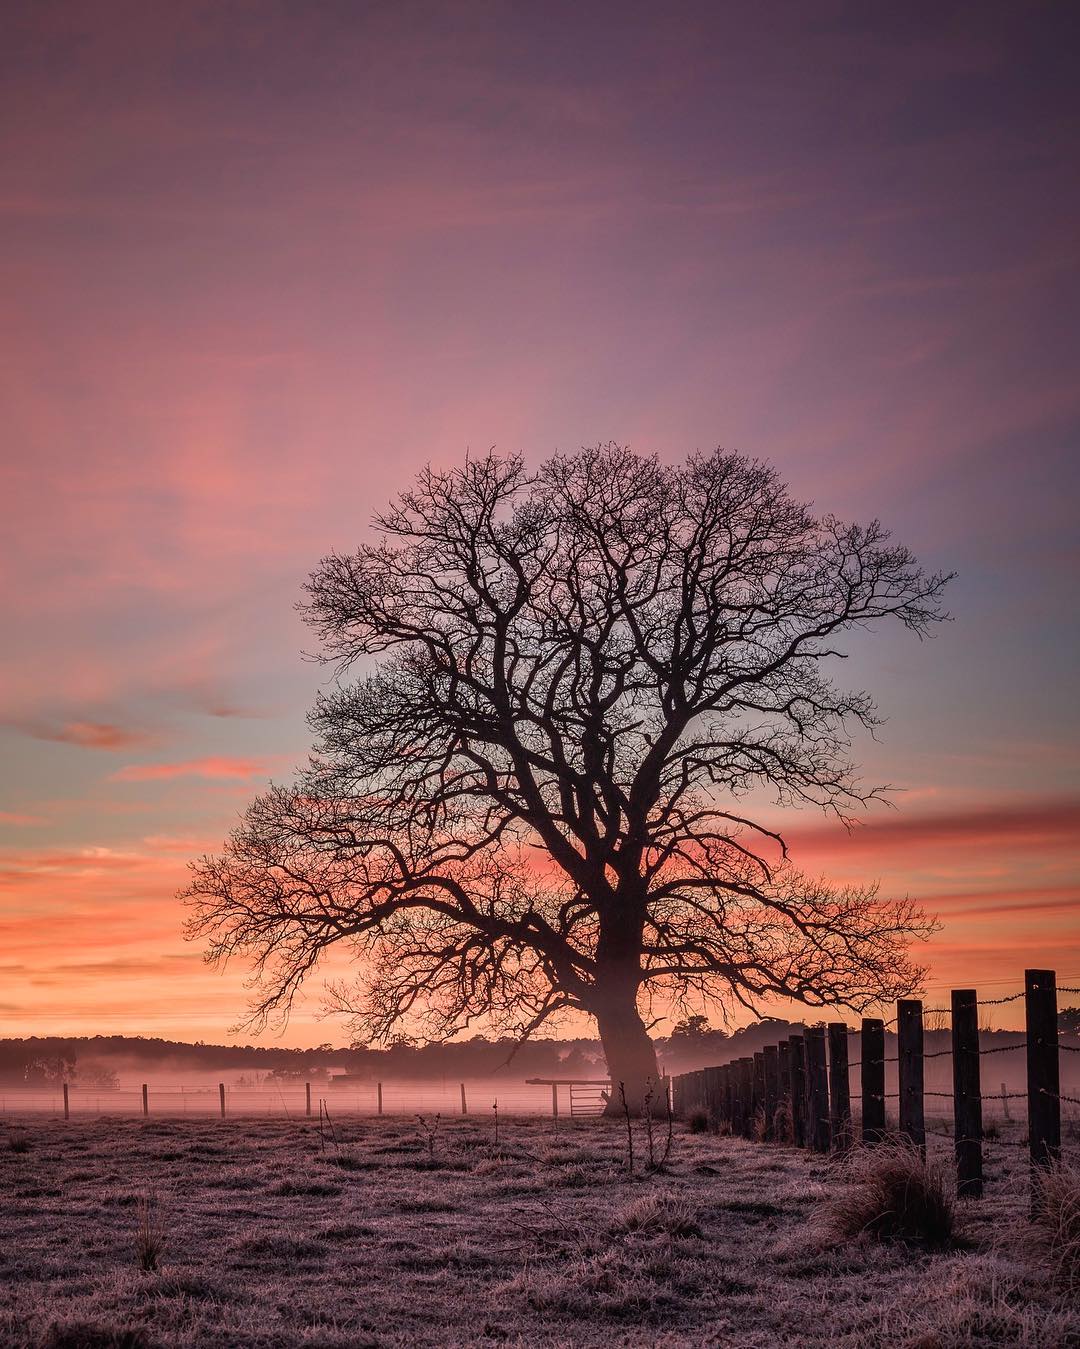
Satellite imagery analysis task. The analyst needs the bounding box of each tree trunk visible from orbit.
[594,989,661,1117]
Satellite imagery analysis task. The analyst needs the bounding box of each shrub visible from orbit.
[687,1109,709,1134]
[1031,1158,1080,1289]
[824,1141,956,1248]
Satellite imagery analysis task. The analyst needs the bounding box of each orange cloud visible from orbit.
[109,757,268,783]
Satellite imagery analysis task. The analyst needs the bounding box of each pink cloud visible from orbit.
[108,756,268,783]
[780,798,1080,864]
[11,720,155,750]
[0,811,47,826]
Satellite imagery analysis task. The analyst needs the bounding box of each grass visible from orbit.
[1030,1157,1080,1289]
[824,1140,957,1248]
[0,1114,1077,1346]
[134,1193,165,1273]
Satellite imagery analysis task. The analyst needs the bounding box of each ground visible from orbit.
[0,1114,1076,1348]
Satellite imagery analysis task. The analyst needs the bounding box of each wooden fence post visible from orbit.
[763,1045,779,1141]
[704,1066,722,1131]
[753,1053,766,1138]
[218,1082,226,1119]
[777,1040,792,1142]
[827,1023,851,1151]
[1025,969,1060,1173]
[305,1082,312,1118]
[377,1082,383,1115]
[551,1082,559,1118]
[460,1083,468,1116]
[861,1019,886,1144]
[733,1059,748,1136]
[805,1027,831,1152]
[63,1082,69,1120]
[142,1083,148,1117]
[788,1037,807,1147]
[951,988,983,1197]
[898,999,925,1151]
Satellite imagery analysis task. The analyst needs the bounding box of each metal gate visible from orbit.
[569,1082,609,1116]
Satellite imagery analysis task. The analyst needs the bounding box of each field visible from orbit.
[1,1115,1077,1349]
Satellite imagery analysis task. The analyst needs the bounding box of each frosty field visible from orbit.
[1,1115,1076,1349]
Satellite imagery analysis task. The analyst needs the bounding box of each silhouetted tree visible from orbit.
[184,446,949,1110]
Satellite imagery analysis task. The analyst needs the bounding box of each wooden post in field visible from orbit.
[730,1059,745,1136]
[743,1057,756,1137]
[728,1063,740,1133]
[63,1082,69,1120]
[778,1040,792,1142]
[218,1083,226,1118]
[305,1082,312,1118]
[753,1053,766,1137]
[460,1083,467,1116]
[788,1037,807,1147]
[805,1027,831,1152]
[377,1082,383,1115]
[704,1065,722,1130]
[827,1024,851,1151]
[1025,969,1060,1172]
[898,999,925,1151]
[861,1019,886,1143]
[142,1083,148,1117]
[550,1082,559,1118]
[951,988,983,1197]
[763,1045,779,1141]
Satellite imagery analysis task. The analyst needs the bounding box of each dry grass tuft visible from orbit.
[687,1109,709,1134]
[134,1191,166,1272]
[8,1131,31,1153]
[1031,1157,1080,1288]
[610,1190,701,1238]
[824,1142,956,1248]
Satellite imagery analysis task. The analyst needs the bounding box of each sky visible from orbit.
[1,0,1078,1044]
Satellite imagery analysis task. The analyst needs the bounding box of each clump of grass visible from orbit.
[1031,1158,1080,1289]
[8,1131,30,1153]
[415,1112,441,1163]
[610,1191,701,1238]
[687,1109,709,1134]
[134,1191,166,1272]
[823,1141,956,1248]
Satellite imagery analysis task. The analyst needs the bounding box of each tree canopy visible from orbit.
[184,446,950,1106]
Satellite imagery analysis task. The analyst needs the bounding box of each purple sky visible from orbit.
[1,1,1078,1041]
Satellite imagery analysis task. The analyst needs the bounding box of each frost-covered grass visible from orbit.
[0,1114,1076,1347]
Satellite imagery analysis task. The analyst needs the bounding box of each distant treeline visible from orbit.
[0,1017,810,1084]
[5,1011,1070,1086]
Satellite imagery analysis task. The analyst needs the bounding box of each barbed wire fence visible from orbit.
[671,970,1080,1202]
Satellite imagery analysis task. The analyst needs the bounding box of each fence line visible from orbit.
[671,968,1080,1204]
[0,1079,574,1119]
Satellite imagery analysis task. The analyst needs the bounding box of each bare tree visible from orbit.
[184,446,950,1110]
